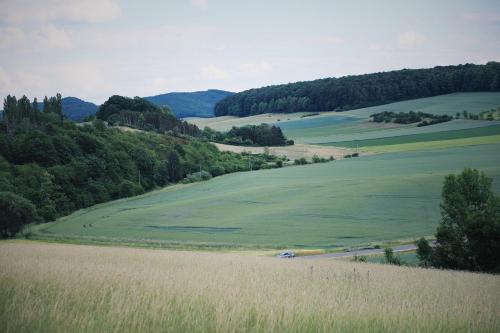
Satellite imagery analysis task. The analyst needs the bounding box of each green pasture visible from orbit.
[361,135,500,152]
[323,124,500,148]
[341,92,500,118]
[285,119,500,144]
[40,144,500,249]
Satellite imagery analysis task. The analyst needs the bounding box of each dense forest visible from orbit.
[97,95,200,136]
[0,94,280,237]
[215,62,500,117]
[202,124,293,146]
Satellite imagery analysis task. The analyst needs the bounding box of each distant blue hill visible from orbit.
[1,96,98,122]
[60,97,98,121]
[144,89,234,118]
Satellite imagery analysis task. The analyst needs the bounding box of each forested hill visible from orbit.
[145,89,234,118]
[214,62,500,117]
[96,95,200,136]
[57,97,98,121]
[0,94,261,237]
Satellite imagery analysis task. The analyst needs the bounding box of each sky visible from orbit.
[1,0,500,104]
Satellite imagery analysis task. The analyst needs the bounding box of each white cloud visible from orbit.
[200,64,231,80]
[368,43,385,51]
[239,61,272,78]
[0,67,11,94]
[307,35,344,46]
[462,12,500,23]
[191,0,209,10]
[0,26,25,49]
[396,31,426,49]
[34,24,73,49]
[78,24,216,50]
[0,0,122,24]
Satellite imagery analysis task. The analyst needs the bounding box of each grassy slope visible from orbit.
[340,92,500,117]
[322,124,500,147]
[187,92,500,144]
[361,135,500,152]
[1,241,499,333]
[39,144,500,249]
[284,119,500,144]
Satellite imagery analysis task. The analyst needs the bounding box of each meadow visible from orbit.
[187,93,500,145]
[37,144,500,249]
[322,124,500,148]
[1,241,499,333]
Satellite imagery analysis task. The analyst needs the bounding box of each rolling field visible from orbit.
[187,93,500,145]
[212,142,354,161]
[1,241,499,333]
[38,144,500,249]
[322,124,500,148]
[339,92,500,117]
[284,119,500,144]
[345,135,500,153]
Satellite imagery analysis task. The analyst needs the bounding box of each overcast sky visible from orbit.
[1,0,499,104]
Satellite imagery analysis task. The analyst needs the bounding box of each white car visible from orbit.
[277,251,295,258]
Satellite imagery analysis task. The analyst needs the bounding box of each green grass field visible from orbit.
[358,135,500,152]
[284,119,500,144]
[322,124,500,147]
[340,92,500,117]
[38,144,500,249]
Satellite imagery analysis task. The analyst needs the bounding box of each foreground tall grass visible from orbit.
[1,241,499,332]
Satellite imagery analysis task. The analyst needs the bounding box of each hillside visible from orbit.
[96,95,200,136]
[38,144,500,248]
[0,94,266,237]
[214,62,500,117]
[145,89,234,118]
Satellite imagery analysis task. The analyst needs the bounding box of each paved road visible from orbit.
[299,244,418,260]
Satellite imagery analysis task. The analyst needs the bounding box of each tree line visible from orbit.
[215,62,500,117]
[97,95,200,136]
[201,124,293,146]
[371,111,453,126]
[0,94,281,237]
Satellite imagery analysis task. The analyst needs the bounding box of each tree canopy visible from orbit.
[97,95,200,136]
[215,62,500,117]
[202,124,293,146]
[417,168,500,272]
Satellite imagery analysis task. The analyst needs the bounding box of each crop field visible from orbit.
[1,241,499,333]
[284,119,500,144]
[212,142,354,161]
[187,93,500,145]
[37,144,500,249]
[357,135,500,153]
[340,92,500,117]
[323,124,500,148]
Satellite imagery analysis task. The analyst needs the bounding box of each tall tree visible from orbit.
[43,96,51,114]
[417,169,500,272]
